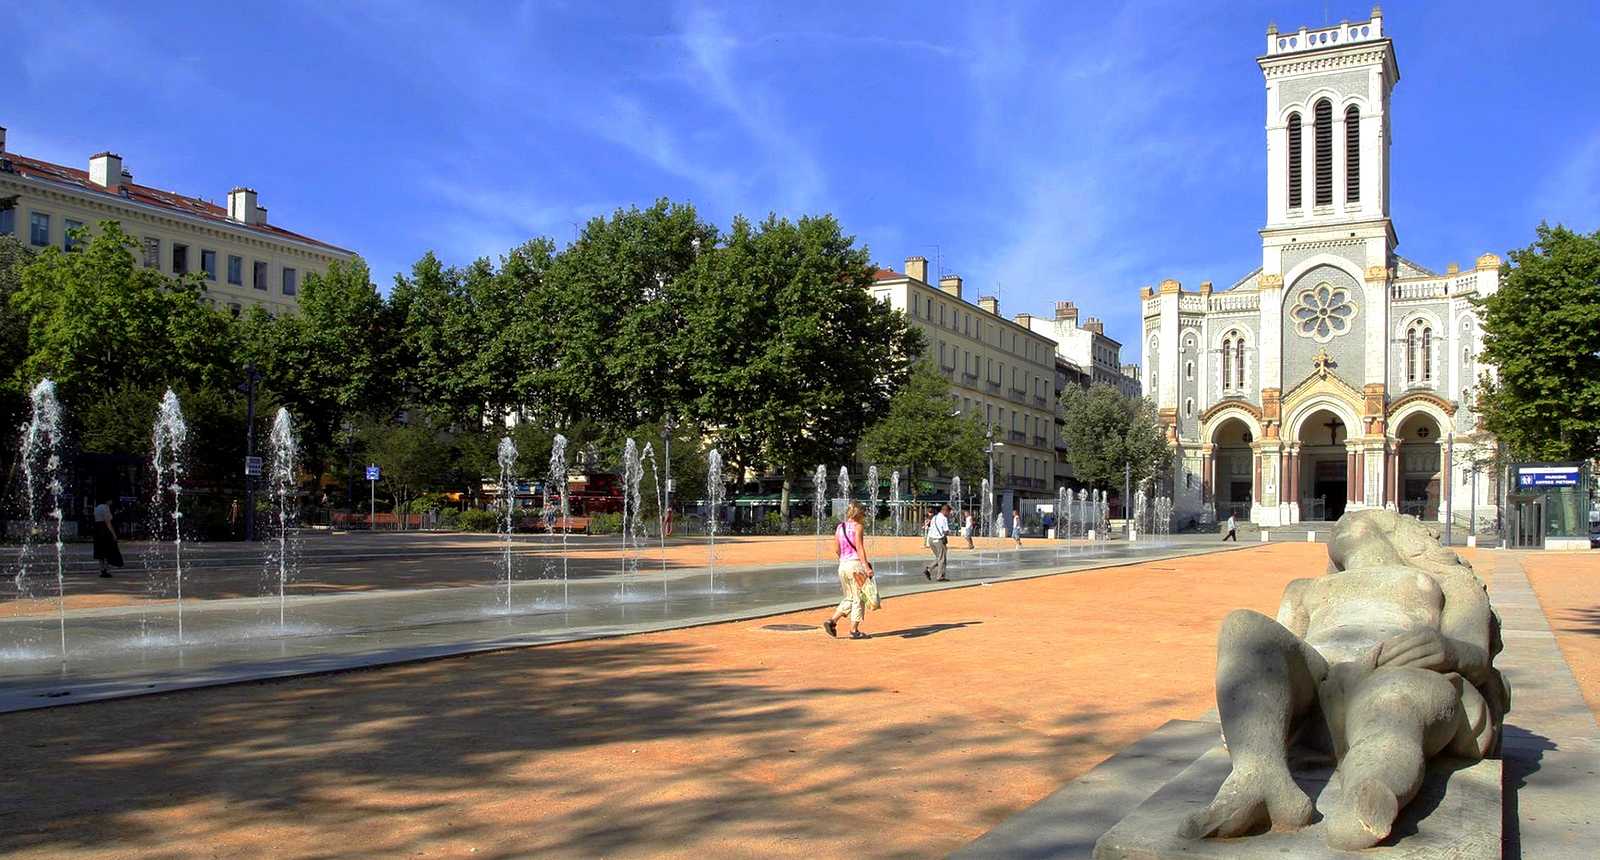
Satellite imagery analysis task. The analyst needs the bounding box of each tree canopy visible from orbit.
[1056,383,1170,491]
[1475,223,1600,462]
[858,363,985,496]
[2,199,920,524]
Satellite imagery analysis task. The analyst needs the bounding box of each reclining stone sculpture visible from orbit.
[1180,509,1509,850]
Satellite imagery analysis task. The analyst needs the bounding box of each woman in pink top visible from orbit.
[822,501,874,640]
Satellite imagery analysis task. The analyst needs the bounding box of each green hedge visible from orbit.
[457,508,500,532]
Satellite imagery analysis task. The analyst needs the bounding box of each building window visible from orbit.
[282,267,297,296]
[1185,398,1194,417]
[253,260,268,291]
[228,255,243,285]
[1405,321,1434,385]
[29,212,50,247]
[228,302,242,318]
[1345,105,1361,202]
[1221,337,1233,389]
[1314,99,1333,206]
[1235,339,1245,389]
[201,250,217,281]
[0,206,13,236]
[172,243,189,275]
[1286,112,1302,209]
[64,219,84,252]
[143,237,160,268]
[1421,326,1432,382]
[1185,361,1194,381]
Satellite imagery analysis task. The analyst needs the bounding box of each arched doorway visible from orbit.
[1295,408,1349,521]
[1211,418,1254,522]
[1394,413,1443,519]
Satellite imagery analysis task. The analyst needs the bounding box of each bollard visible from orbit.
[1307,531,1315,542]
[1260,530,1270,542]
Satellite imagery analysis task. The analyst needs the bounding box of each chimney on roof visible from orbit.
[1013,312,1033,327]
[228,187,265,226]
[905,256,928,283]
[1054,300,1078,324]
[89,152,124,190]
[938,273,963,299]
[1083,317,1105,335]
[978,295,999,316]
[0,126,7,154]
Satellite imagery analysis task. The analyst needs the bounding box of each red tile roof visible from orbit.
[872,267,902,281]
[0,151,353,255]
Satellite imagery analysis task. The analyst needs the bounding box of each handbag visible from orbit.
[859,576,882,611]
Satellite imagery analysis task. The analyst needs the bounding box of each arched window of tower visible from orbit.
[1287,113,1303,209]
[1345,105,1361,203]
[1314,99,1333,206]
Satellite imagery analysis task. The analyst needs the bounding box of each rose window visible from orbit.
[1291,283,1355,342]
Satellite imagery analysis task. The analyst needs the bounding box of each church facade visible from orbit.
[1140,8,1499,529]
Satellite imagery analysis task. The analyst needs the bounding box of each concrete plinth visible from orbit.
[1093,745,1501,859]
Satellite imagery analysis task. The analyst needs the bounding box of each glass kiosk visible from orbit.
[1507,463,1592,550]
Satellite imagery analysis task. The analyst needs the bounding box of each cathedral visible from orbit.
[1141,8,1498,528]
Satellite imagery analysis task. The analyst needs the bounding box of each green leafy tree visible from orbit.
[684,213,922,514]
[1057,383,1171,490]
[1475,224,1600,461]
[241,257,395,478]
[11,221,239,408]
[536,200,715,431]
[859,364,986,496]
[357,415,452,527]
[0,235,33,485]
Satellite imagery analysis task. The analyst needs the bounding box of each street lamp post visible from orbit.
[1125,462,1132,540]
[985,426,1004,538]
[238,364,263,541]
[663,414,677,531]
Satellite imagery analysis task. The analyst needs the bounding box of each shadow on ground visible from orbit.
[0,630,1177,859]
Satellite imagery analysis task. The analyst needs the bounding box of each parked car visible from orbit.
[1590,520,1600,549]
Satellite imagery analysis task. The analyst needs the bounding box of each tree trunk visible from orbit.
[780,476,792,521]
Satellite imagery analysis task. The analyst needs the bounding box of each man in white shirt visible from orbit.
[923,503,952,582]
[1223,513,1238,542]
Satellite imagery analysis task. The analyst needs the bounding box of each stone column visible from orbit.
[1353,450,1365,507]
[1346,449,1357,504]
[1287,446,1300,522]
[1387,440,1402,509]
[1252,448,1262,518]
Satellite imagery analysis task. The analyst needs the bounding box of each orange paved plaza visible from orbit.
[3,543,1592,859]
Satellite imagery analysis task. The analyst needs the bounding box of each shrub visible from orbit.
[457,508,500,532]
[588,512,622,535]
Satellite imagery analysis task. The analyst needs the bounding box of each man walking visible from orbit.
[1222,513,1238,542]
[923,503,952,582]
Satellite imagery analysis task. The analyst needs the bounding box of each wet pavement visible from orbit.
[0,535,1248,712]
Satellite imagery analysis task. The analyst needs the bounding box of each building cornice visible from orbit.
[0,171,355,261]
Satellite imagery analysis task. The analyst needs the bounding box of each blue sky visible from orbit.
[4,1,1597,351]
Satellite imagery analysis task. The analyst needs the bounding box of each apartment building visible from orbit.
[0,126,355,316]
[870,257,1059,508]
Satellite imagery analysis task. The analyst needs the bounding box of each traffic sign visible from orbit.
[244,456,263,476]
[366,465,381,481]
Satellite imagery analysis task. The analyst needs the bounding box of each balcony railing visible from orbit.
[1033,394,1048,407]
[986,381,1002,394]
[1008,430,1026,443]
[1006,389,1027,404]
[1033,436,1049,447]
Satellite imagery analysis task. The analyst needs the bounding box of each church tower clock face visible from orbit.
[1291,283,1356,343]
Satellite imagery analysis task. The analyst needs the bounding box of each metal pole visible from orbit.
[1470,465,1478,542]
[370,475,376,531]
[242,365,258,542]
[663,416,674,534]
[987,429,995,538]
[1124,461,1132,540]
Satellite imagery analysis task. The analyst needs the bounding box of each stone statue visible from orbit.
[1180,509,1510,850]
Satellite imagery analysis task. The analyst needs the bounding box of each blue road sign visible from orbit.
[366,465,381,481]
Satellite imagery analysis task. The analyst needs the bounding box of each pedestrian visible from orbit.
[92,496,123,578]
[923,502,952,582]
[1223,513,1238,542]
[960,510,975,549]
[823,501,874,640]
[1012,510,1023,548]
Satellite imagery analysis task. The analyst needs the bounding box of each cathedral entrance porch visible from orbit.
[1392,413,1445,521]
[1292,408,1350,522]
[1208,418,1255,524]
